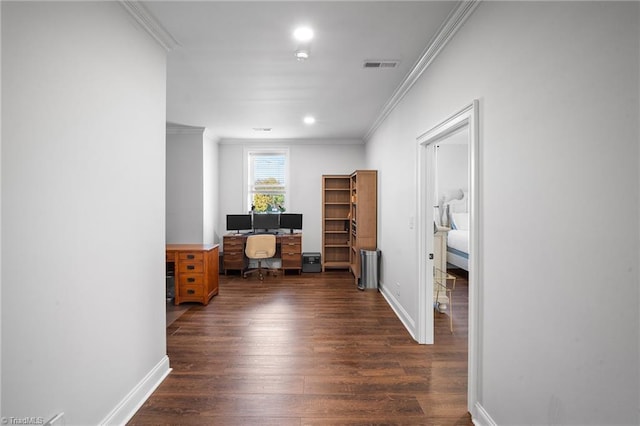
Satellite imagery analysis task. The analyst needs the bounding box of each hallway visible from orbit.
[130,270,470,425]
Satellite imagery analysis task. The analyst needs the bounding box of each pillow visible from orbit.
[451,213,469,231]
[447,191,468,213]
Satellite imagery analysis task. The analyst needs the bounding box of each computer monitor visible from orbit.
[252,213,280,232]
[280,213,303,233]
[226,214,252,233]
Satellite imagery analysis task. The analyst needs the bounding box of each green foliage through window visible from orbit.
[248,151,288,212]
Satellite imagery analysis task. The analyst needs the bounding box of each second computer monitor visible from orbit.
[252,213,280,232]
[226,214,252,233]
[280,213,303,233]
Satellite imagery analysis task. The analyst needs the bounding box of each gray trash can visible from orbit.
[166,262,175,299]
[166,275,175,299]
[359,249,380,290]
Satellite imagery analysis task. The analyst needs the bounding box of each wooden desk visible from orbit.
[166,244,219,306]
[223,233,302,275]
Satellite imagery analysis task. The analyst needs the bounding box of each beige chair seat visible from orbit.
[243,234,277,280]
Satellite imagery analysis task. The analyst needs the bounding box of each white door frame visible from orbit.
[416,100,481,415]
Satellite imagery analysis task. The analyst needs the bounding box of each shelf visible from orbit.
[323,261,350,269]
[322,174,354,271]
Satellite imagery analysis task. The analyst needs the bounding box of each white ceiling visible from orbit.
[140,1,459,141]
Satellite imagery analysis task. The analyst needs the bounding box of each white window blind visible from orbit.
[247,150,288,212]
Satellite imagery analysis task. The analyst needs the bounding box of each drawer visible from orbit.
[224,260,245,269]
[179,261,204,273]
[224,236,245,245]
[178,284,204,298]
[282,252,301,263]
[224,245,244,254]
[179,274,203,287]
[224,252,244,261]
[166,251,176,262]
[281,242,301,254]
[179,252,203,261]
[280,235,301,244]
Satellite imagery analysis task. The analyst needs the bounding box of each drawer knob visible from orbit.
[187,277,195,283]
[187,254,195,259]
[187,289,195,295]
[187,265,195,270]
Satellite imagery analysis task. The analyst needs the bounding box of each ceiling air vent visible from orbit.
[363,60,399,69]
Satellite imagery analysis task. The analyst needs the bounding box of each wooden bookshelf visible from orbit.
[349,170,377,285]
[322,175,351,271]
[322,171,377,283]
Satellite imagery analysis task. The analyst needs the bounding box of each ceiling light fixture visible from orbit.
[293,26,314,42]
[293,26,313,61]
[303,115,316,125]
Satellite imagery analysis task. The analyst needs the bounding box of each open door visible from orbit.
[416,100,481,416]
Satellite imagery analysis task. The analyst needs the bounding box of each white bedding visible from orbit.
[442,191,470,270]
[447,229,469,254]
[447,229,469,271]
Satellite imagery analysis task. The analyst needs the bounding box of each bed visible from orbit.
[444,193,469,271]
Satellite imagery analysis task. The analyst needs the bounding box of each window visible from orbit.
[246,149,289,213]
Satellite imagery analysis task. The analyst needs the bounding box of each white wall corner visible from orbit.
[99,356,171,426]
[471,402,498,426]
[203,128,220,143]
[119,1,179,51]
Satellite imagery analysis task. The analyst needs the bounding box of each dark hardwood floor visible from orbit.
[128,269,471,425]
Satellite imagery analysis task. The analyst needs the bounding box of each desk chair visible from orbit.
[243,234,277,280]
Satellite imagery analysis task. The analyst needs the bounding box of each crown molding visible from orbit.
[218,138,364,146]
[166,123,206,135]
[363,0,481,142]
[120,1,179,51]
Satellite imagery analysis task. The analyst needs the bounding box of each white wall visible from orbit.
[218,140,365,253]
[437,142,468,200]
[203,130,219,245]
[2,2,168,424]
[0,3,3,416]
[166,127,220,245]
[166,128,205,243]
[367,1,639,424]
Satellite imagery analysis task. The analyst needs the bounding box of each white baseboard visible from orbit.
[472,402,497,426]
[99,355,171,426]
[378,284,417,341]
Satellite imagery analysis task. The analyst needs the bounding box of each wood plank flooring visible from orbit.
[128,269,471,425]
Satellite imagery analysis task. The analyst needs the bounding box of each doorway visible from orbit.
[416,100,480,415]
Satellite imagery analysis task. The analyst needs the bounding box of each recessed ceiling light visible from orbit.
[293,27,314,42]
[303,116,316,125]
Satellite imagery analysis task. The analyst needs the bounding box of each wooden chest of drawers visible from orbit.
[166,244,219,305]
[280,233,302,274]
[223,234,248,274]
